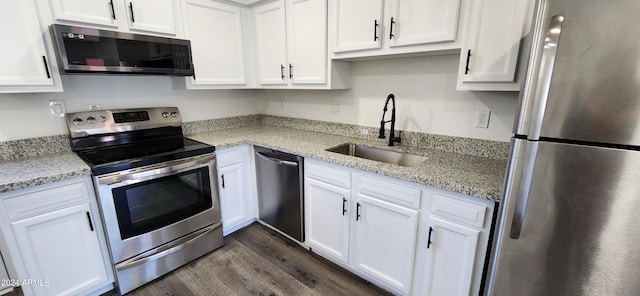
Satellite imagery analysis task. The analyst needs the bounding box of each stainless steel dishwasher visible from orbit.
[254,146,304,242]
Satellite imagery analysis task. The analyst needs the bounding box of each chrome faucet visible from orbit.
[378,93,401,146]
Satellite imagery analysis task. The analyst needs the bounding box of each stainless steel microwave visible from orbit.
[50,24,194,76]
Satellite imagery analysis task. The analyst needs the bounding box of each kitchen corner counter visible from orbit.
[187,125,507,201]
[0,152,90,193]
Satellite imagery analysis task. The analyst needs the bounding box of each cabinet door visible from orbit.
[49,0,119,28]
[254,1,288,85]
[183,0,246,86]
[218,163,250,235]
[422,216,479,296]
[305,178,351,264]
[0,1,56,92]
[288,0,327,84]
[461,0,530,83]
[387,0,460,48]
[332,0,384,53]
[11,203,111,296]
[352,194,418,294]
[125,0,178,35]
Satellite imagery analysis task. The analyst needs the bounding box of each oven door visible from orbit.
[95,154,221,264]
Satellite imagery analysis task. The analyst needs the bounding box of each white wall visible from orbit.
[0,54,520,142]
[261,54,520,142]
[0,76,260,141]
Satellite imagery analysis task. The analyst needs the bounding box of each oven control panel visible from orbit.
[66,107,181,138]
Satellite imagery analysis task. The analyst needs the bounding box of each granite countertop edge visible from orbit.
[0,151,91,194]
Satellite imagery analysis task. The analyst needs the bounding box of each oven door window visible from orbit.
[112,167,213,240]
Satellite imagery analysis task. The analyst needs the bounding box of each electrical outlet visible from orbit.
[360,128,369,135]
[49,100,66,118]
[279,99,285,110]
[330,100,341,114]
[475,109,491,128]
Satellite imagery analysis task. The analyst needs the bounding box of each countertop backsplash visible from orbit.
[0,114,509,162]
[0,134,71,161]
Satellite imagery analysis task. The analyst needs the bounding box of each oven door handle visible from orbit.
[115,222,221,271]
[97,154,216,186]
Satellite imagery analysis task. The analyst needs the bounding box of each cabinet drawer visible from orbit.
[306,161,351,189]
[431,193,487,228]
[357,175,421,209]
[3,180,91,221]
[216,147,245,167]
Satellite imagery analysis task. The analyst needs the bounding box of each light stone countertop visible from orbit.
[188,125,507,201]
[0,125,507,201]
[0,152,90,193]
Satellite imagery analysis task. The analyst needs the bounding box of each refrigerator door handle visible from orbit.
[509,141,539,239]
[528,15,565,139]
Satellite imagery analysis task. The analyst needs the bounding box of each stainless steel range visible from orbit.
[66,107,223,294]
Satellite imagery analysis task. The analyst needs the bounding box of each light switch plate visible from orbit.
[49,100,66,118]
[330,100,341,114]
[475,109,491,128]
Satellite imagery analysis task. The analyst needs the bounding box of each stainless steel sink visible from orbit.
[326,143,427,167]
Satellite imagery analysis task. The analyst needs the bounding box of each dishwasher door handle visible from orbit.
[255,152,299,167]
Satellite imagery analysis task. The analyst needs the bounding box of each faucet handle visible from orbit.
[378,120,386,138]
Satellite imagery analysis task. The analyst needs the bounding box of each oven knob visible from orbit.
[171,112,178,118]
[86,116,96,124]
[162,112,169,118]
[72,118,83,125]
[98,116,106,122]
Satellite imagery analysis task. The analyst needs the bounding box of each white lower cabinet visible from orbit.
[352,194,418,294]
[0,176,113,296]
[417,191,494,296]
[422,216,479,296]
[305,178,351,264]
[305,159,494,295]
[305,159,420,295]
[216,145,256,236]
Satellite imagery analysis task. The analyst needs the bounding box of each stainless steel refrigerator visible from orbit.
[485,0,640,295]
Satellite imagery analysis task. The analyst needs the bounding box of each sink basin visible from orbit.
[326,143,427,167]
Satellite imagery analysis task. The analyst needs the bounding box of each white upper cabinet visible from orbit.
[254,1,288,85]
[330,0,464,60]
[126,0,179,35]
[387,0,461,48]
[288,0,327,85]
[253,0,329,88]
[49,0,119,28]
[0,0,63,93]
[182,0,248,88]
[46,0,183,37]
[333,0,383,53]
[457,0,534,91]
